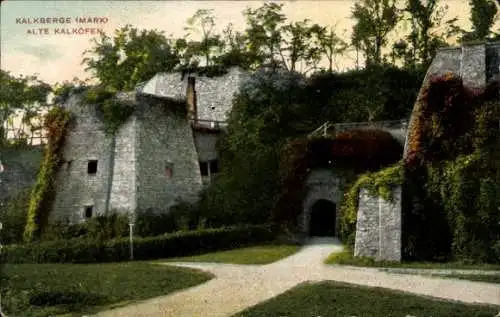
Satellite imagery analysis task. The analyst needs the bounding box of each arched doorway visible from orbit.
[309,199,336,237]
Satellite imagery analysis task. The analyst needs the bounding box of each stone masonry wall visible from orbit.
[194,131,219,162]
[0,146,43,203]
[50,94,113,223]
[354,186,402,262]
[135,99,203,211]
[108,116,137,215]
[461,44,486,88]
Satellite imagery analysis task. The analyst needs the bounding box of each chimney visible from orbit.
[186,76,197,122]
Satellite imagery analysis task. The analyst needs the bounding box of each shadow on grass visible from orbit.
[234,281,500,317]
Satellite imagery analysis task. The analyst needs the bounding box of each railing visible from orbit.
[190,119,228,130]
[4,127,47,145]
[308,119,408,138]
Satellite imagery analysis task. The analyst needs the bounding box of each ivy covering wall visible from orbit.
[272,129,403,232]
[338,163,404,249]
[403,74,500,263]
[24,107,71,242]
[82,86,134,135]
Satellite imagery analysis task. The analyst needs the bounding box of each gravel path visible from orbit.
[93,238,500,317]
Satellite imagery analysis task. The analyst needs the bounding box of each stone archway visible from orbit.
[309,199,336,237]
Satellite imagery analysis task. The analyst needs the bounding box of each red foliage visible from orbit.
[405,74,499,169]
[273,129,403,225]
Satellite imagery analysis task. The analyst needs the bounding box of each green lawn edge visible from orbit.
[156,244,301,265]
[325,249,500,270]
[233,281,500,317]
[3,262,214,317]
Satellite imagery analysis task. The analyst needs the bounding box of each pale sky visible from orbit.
[1,0,499,85]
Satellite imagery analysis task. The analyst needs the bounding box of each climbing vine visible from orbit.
[81,85,134,135]
[403,74,500,263]
[24,106,71,242]
[273,129,403,232]
[338,162,404,249]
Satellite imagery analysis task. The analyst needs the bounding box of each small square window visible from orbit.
[199,161,208,176]
[87,160,98,174]
[84,205,93,218]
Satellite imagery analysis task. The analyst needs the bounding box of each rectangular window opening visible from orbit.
[165,162,174,179]
[67,160,73,170]
[209,159,219,174]
[84,205,93,219]
[199,161,209,176]
[87,160,98,174]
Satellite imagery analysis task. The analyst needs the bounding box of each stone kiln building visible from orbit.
[46,42,498,262]
[50,67,249,223]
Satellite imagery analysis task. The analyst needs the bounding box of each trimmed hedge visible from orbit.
[3,224,276,264]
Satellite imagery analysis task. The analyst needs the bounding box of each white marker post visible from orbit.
[129,223,134,261]
[0,221,6,317]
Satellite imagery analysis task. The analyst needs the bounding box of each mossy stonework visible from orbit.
[45,67,247,224]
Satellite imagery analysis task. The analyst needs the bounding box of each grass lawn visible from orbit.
[161,244,300,265]
[325,249,500,270]
[417,273,500,284]
[233,281,500,317]
[1,262,213,317]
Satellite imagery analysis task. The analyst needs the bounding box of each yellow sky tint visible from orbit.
[1,1,499,84]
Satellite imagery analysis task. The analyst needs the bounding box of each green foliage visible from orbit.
[0,188,31,244]
[23,107,70,243]
[82,24,180,91]
[5,224,276,263]
[200,66,418,230]
[81,85,134,135]
[351,0,400,66]
[462,0,499,41]
[402,0,456,68]
[0,70,51,144]
[338,163,404,248]
[41,213,130,242]
[135,201,202,237]
[403,75,500,263]
[274,131,403,231]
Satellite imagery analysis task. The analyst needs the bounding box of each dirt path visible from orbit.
[93,238,500,317]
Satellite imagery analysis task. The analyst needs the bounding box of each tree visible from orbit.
[243,2,287,69]
[280,19,323,73]
[402,0,459,68]
[0,71,51,144]
[351,0,400,66]
[82,24,180,91]
[311,25,348,73]
[183,9,224,67]
[462,0,498,41]
[216,23,253,69]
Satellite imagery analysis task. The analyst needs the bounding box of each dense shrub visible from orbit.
[273,130,403,229]
[199,66,421,230]
[4,224,276,264]
[42,212,130,241]
[40,201,202,241]
[135,201,202,237]
[0,188,31,244]
[403,75,500,263]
